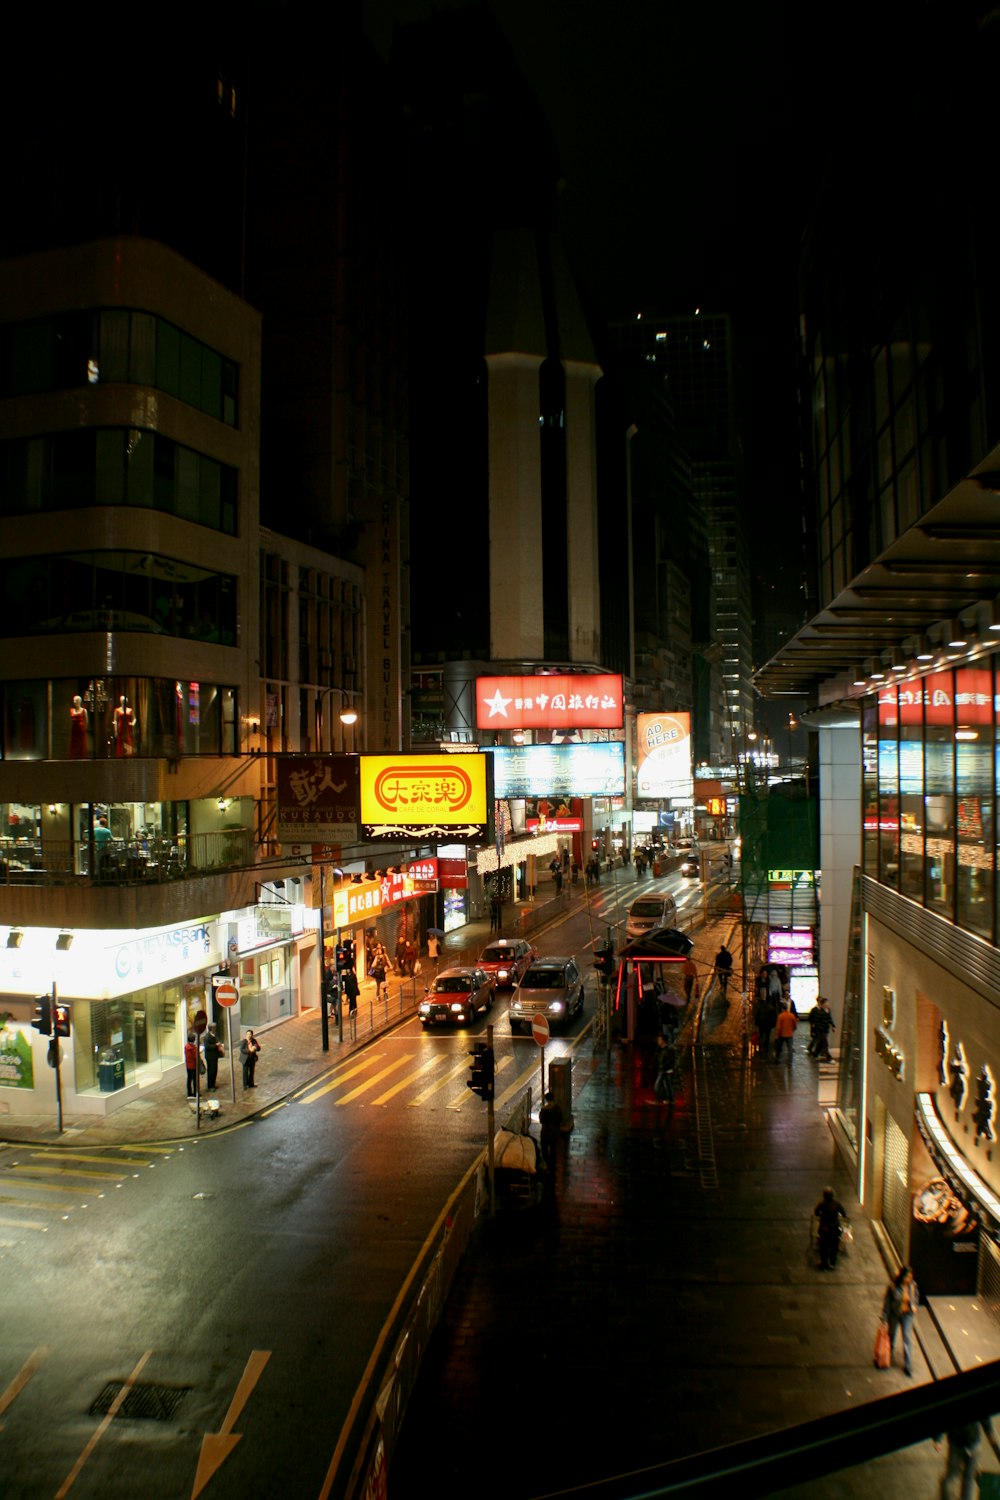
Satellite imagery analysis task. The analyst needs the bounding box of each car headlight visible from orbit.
[419,1002,431,1013]
[551,1001,565,1014]
[450,1001,466,1013]
[498,968,509,980]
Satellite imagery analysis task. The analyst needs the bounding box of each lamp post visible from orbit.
[314,685,362,1052]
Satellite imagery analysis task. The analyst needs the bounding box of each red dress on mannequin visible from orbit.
[114,699,135,757]
[69,699,88,758]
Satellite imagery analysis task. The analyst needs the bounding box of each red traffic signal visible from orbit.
[54,1003,71,1038]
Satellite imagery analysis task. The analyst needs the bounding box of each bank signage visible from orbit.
[112,922,212,983]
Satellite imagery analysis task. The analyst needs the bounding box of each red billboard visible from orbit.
[475,674,623,731]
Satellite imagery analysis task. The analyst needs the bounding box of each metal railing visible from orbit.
[0,829,254,887]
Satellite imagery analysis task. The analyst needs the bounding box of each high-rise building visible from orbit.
[756,0,1000,1306]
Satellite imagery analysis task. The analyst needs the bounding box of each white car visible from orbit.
[626,894,678,940]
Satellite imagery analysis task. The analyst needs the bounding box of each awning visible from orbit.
[755,444,1000,703]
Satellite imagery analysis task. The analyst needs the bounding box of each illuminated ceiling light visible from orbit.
[887,647,907,673]
[339,708,358,725]
[217,797,230,813]
[988,599,1000,633]
[866,657,885,681]
[852,669,867,687]
[956,728,979,741]
[915,637,936,662]
[944,619,969,650]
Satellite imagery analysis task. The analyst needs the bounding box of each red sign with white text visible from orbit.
[476,674,623,731]
[879,667,993,727]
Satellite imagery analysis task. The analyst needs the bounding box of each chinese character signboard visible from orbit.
[359,754,490,840]
[332,877,383,928]
[276,755,360,843]
[476,674,623,731]
[492,743,624,799]
[636,713,693,801]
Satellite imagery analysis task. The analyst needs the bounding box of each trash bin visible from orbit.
[548,1055,573,1132]
[98,1056,125,1092]
[652,860,662,878]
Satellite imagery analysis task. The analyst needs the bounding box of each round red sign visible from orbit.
[531,1013,550,1046]
[193,1008,208,1034]
[215,984,239,1009]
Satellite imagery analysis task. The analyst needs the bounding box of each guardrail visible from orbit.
[0,829,254,887]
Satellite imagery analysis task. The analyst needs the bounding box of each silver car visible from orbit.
[509,957,585,1034]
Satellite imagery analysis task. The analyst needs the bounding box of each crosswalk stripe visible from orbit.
[336,1056,414,1106]
[6,1164,129,1182]
[299,1055,386,1106]
[372,1056,442,1106]
[25,1151,151,1167]
[0,1195,74,1212]
[0,1215,50,1232]
[0,1177,91,1195]
[408,1058,474,1105]
[118,1144,175,1155]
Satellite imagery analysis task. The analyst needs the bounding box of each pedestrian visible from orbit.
[371,948,388,1001]
[240,1028,261,1089]
[766,965,784,1006]
[881,1264,918,1376]
[394,933,408,974]
[323,962,337,1016]
[539,1089,563,1175]
[403,937,416,975]
[654,1033,676,1103]
[813,1186,850,1270]
[755,990,778,1059]
[935,1421,994,1500]
[682,955,699,1004]
[714,943,733,998]
[809,996,836,1060]
[773,1002,797,1061]
[427,932,441,962]
[571,860,580,885]
[184,1032,198,1097]
[203,1023,223,1091]
[489,893,499,932]
[341,965,358,1026]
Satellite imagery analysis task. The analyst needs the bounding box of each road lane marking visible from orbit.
[192,1349,271,1499]
[0,1178,90,1195]
[298,1055,387,1105]
[56,1349,152,1498]
[335,1056,413,1105]
[0,1345,49,1426]
[118,1144,176,1155]
[0,1196,74,1212]
[23,1151,151,1167]
[371,1056,441,1105]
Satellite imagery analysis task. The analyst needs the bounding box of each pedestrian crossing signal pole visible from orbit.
[467,1026,496,1216]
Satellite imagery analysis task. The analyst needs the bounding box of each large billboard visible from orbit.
[276,754,361,843]
[636,712,693,801]
[493,742,625,799]
[476,674,623,731]
[360,753,490,839]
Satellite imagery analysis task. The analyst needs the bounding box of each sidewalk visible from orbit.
[387,913,1000,1500]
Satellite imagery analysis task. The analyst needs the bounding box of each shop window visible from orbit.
[925,670,956,922]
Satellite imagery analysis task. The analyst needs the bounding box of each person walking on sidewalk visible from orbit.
[654,1033,676,1103]
[371,948,388,1002]
[714,943,733,999]
[813,1186,849,1269]
[881,1264,918,1376]
[774,1002,798,1061]
[341,966,359,1025]
[935,1421,994,1500]
[755,987,778,1059]
[808,996,836,1060]
[184,1032,198,1097]
[682,955,699,1004]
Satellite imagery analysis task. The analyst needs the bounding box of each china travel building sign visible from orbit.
[476,674,623,731]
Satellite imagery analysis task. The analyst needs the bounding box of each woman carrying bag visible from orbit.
[879,1264,918,1376]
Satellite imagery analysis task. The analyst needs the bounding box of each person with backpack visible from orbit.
[714,943,733,998]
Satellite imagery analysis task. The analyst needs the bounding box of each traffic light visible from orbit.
[593,946,615,977]
[343,938,356,967]
[335,944,348,970]
[31,995,52,1035]
[467,1042,495,1100]
[54,1003,71,1038]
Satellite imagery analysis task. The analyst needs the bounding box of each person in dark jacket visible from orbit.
[539,1090,563,1176]
[808,997,836,1060]
[714,944,733,997]
[203,1024,223,1091]
[814,1186,850,1269]
[935,1420,994,1500]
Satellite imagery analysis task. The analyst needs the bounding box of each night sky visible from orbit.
[364,0,849,609]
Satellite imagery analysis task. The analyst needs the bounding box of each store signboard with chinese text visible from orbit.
[332,877,382,928]
[276,754,360,843]
[768,927,815,966]
[492,743,624,799]
[476,674,623,731]
[360,753,490,839]
[636,713,693,801]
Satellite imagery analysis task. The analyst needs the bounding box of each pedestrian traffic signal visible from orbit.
[593,947,615,977]
[54,1003,71,1038]
[31,995,52,1035]
[467,1042,495,1100]
[343,938,356,967]
[335,944,348,970]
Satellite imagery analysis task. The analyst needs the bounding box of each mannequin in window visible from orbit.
[114,695,135,757]
[69,695,89,758]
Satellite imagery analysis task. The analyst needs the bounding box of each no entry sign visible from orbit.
[214,982,239,1008]
[531,1013,550,1046]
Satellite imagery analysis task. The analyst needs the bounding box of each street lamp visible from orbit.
[315,685,361,748]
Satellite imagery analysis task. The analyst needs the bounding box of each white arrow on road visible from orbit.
[192,1349,271,1498]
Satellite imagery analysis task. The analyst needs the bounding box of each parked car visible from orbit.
[626,893,678,940]
[478,937,535,988]
[418,967,494,1027]
[509,957,585,1034]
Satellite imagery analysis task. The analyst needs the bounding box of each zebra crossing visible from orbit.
[0,1141,177,1238]
[294,1043,544,1113]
